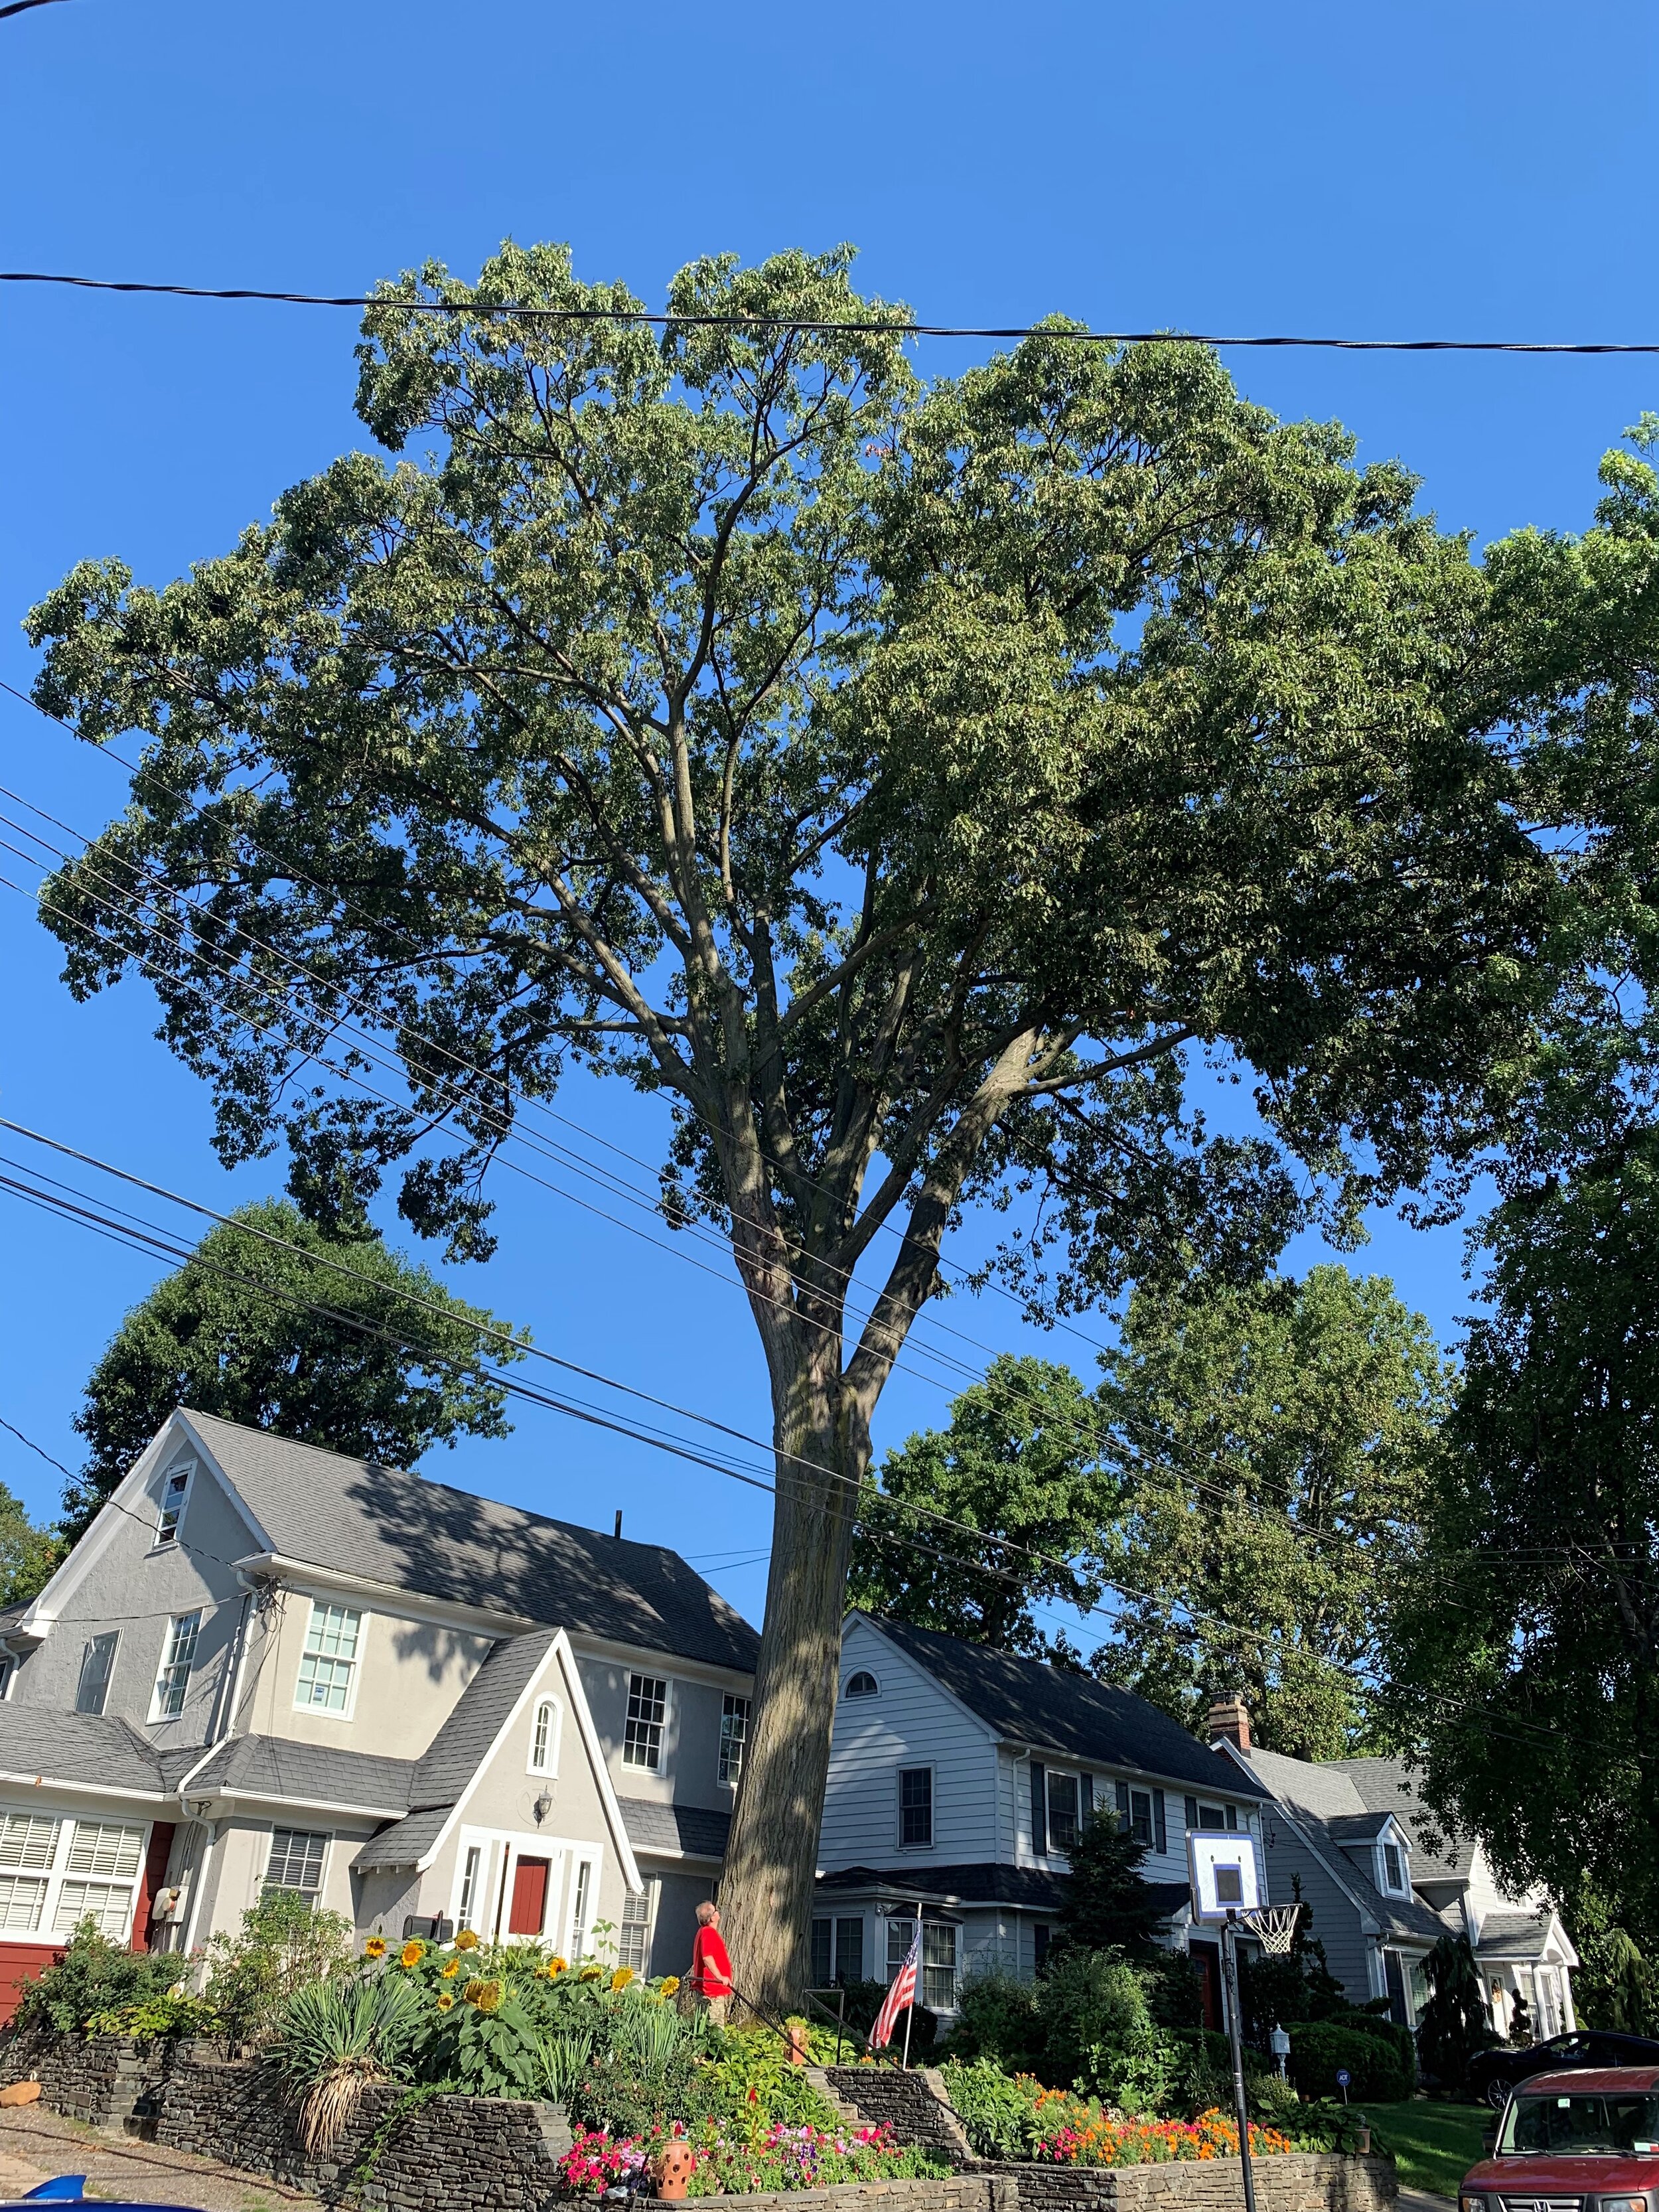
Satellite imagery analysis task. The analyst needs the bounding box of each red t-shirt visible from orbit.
[691,1924,733,1997]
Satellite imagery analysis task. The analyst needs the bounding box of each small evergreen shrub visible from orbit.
[1287,2020,1413,2102]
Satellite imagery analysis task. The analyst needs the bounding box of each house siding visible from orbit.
[820,1619,997,1870]
[1263,1813,1379,2002]
[575,1655,741,1816]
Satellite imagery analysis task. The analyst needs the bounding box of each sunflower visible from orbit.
[435,1992,455,2012]
[579,1964,602,1983]
[362,1936,388,1958]
[399,1940,425,1969]
[548,1956,567,1976]
[469,1979,502,2014]
[441,1958,461,1978]
[658,1975,680,1996]
[610,1966,635,1991]
[454,1927,480,1951]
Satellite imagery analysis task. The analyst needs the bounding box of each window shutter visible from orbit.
[1114,1779,1131,1824]
[1185,1795,1199,1832]
[1153,1790,1167,1854]
[1030,1761,1047,1854]
[1080,1774,1093,1821]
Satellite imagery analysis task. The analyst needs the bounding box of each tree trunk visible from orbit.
[716,1339,863,2016]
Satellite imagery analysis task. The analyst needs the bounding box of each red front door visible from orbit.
[1191,1940,1222,2031]
[508,1856,550,1936]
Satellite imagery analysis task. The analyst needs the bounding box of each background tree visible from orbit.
[1414,1932,1490,2087]
[849,1354,1117,1654]
[0,1464,62,1606]
[27,242,1572,2000]
[66,1199,522,1538]
[1093,1266,1449,1759]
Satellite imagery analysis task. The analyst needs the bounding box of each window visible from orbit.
[618,1882,657,1974]
[529,1698,561,1776]
[569,1858,593,1955]
[1382,1841,1405,1893]
[155,1462,190,1546]
[1198,1803,1227,1831]
[0,1657,16,1701]
[1033,1923,1050,1972]
[887,1917,914,1976]
[812,1917,833,1985]
[719,1694,751,1788]
[812,1916,865,1985]
[66,1822,143,1879]
[1129,1789,1154,1846]
[0,1875,46,1931]
[624,1674,667,1769]
[844,1670,880,1699]
[295,1602,362,1714]
[457,1844,484,1928]
[265,1827,328,1902]
[899,1767,933,1848]
[0,1814,58,1872]
[75,1632,119,1717]
[56,1881,133,1939]
[1047,1771,1080,1852]
[151,1610,200,1720]
[922,1923,958,2011]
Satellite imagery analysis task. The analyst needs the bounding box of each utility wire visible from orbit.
[3,270,1659,354]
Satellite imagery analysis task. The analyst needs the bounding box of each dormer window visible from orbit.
[156,1463,191,1547]
[844,1671,880,1700]
[1382,1838,1407,1893]
[529,1697,561,1777]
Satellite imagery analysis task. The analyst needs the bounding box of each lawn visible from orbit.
[1362,2101,1488,2199]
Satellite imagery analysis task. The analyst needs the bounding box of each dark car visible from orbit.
[1467,2031,1659,2110]
[1460,2064,1659,2211]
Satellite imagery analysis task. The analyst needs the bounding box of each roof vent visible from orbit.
[1207,1694,1252,1752]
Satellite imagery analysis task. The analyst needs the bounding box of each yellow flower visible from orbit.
[454,1927,480,1951]
[469,1978,502,2014]
[363,1937,388,1959]
[441,1959,461,1979]
[435,1992,455,2012]
[611,1966,634,1991]
[658,1975,680,1996]
[579,1964,602,1983]
[399,1940,425,1969]
[548,1956,567,1976]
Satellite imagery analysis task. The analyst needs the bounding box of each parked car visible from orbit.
[1466,2031,1659,2110]
[1460,2065,1659,2212]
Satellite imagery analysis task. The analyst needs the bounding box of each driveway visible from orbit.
[0,2104,322,2211]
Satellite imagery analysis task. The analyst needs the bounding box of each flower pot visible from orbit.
[785,2024,810,2068]
[652,2141,698,2200]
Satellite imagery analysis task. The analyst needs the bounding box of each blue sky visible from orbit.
[1,0,1654,1629]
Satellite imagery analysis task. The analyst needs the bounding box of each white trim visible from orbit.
[621,1668,671,1775]
[232,1553,540,1641]
[566,1633,754,1694]
[148,1608,204,1726]
[528,1696,562,1778]
[291,1597,368,1723]
[151,1455,196,1552]
[188,1791,402,1820]
[895,1761,936,1852]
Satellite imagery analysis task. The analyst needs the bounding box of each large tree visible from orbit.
[1094,1265,1450,1758]
[66,1199,522,1539]
[27,242,1568,2002]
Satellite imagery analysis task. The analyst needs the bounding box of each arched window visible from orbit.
[844,1670,880,1700]
[529,1696,562,1775]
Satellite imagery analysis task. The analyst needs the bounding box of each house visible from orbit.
[1210,1704,1578,2037]
[814,1615,1275,2025]
[0,1409,758,2014]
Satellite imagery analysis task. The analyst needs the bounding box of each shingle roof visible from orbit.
[411,1632,555,1808]
[815,1862,1082,1913]
[181,1411,760,1674]
[182,1733,417,1813]
[1242,1747,1447,1943]
[0,1705,172,1793]
[351,1806,453,1872]
[1476,1911,1556,1958]
[1327,1812,1396,1842]
[1323,1755,1475,1881]
[618,1799,731,1860]
[866,1619,1271,1800]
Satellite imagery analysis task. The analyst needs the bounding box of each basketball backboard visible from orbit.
[1187,1827,1265,1922]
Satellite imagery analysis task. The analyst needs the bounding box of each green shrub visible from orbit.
[1287,2020,1412,2102]
[940,2059,1047,2159]
[946,1968,1044,2069]
[204,1891,354,2039]
[83,1992,222,2039]
[14,1919,180,2033]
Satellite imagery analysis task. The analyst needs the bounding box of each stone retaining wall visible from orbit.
[824,2067,979,2164]
[666,2160,1393,2212]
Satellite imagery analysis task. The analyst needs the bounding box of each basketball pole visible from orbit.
[1221,1911,1258,2212]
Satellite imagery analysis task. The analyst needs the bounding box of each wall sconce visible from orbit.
[534,1791,553,1824]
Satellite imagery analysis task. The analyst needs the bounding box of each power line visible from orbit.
[3,270,1659,354]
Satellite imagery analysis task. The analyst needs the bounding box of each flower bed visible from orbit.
[1036,2108,1297,2167]
[559,2118,949,2195]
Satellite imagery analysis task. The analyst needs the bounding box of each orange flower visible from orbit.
[547,1956,567,1976]
[363,1936,388,1958]
[441,1958,461,1978]
[399,1940,425,1968]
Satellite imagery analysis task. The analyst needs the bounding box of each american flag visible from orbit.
[871,1921,921,2051]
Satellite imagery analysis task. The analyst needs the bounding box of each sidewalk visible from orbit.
[0,2104,322,2211]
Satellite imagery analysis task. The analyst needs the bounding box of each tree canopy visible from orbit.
[26,240,1590,1999]
[66,1199,523,1539]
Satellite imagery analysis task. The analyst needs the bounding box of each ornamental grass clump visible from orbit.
[273,1974,427,2151]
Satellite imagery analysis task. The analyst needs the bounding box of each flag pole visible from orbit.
[902,1902,921,2070]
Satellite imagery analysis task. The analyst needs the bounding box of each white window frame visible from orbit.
[456,1840,486,1930]
[843,1670,881,1700]
[293,1599,366,1720]
[1381,1836,1407,1893]
[1128,1788,1154,1846]
[149,1610,201,1723]
[922,1921,958,2012]
[0,1808,147,1942]
[897,1763,934,1851]
[569,1853,595,1956]
[528,1696,562,1777]
[153,1459,193,1549]
[622,1672,668,1771]
[264,1826,330,1903]
[718,1693,751,1789]
[618,1878,658,1974]
[1046,1769,1082,1854]
[75,1631,119,1716]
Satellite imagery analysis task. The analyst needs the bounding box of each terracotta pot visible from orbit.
[1355,2128,1371,2155]
[785,2024,810,2069]
[652,2141,698,2201]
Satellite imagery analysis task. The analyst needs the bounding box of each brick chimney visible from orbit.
[1207,1693,1252,1752]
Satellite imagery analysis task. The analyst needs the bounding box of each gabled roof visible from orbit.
[352,1806,450,1873]
[410,1632,556,1808]
[1327,1811,1397,1843]
[179,1412,759,1672]
[862,1617,1271,1800]
[1323,1755,1475,1881]
[1239,1745,1450,1945]
[618,1799,731,1861]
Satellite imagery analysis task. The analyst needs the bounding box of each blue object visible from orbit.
[23,2183,85,2201]
[3,2193,198,2212]
[1335,2068,1350,2088]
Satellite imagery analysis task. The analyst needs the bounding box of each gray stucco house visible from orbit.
[1211,1710,1577,2037]
[814,1614,1274,2026]
[0,1409,757,2013]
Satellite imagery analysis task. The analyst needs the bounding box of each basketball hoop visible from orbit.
[1239,1903,1303,1956]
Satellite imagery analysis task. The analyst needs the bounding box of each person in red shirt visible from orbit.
[689,1899,733,2026]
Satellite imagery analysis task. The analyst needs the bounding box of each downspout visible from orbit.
[208,1584,255,1744]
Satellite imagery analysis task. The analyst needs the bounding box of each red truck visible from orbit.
[1461,2066,1659,2212]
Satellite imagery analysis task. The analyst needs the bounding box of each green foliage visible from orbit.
[1575,1916,1659,2037]
[946,1968,1045,2069]
[14,1919,182,2033]
[940,2059,1052,2160]
[699,2024,841,2131]
[1056,1809,1167,1960]
[83,1992,222,2039]
[273,1972,428,2091]
[64,1201,524,1537]
[0,1475,61,1607]
[1287,2020,1413,2102]
[849,1356,1119,1655]
[1094,1267,1449,1759]
[1035,1947,1164,2099]
[1239,1899,1349,2035]
[204,1891,355,2039]
[826,1977,937,2054]
[1414,1933,1491,2089]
